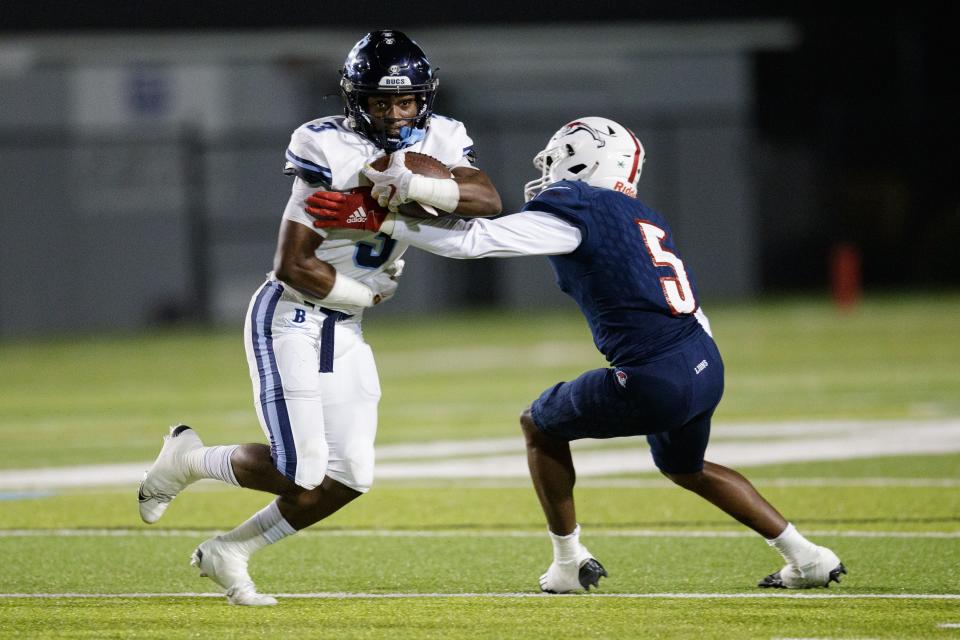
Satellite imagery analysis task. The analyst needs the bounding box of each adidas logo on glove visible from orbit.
[345,208,368,224]
[303,189,386,233]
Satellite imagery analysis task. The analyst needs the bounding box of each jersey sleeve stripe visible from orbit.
[285,149,332,179]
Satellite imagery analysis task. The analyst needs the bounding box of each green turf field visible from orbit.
[1,295,958,638]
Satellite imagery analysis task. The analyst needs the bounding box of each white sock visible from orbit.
[219,500,297,557]
[185,445,241,487]
[549,524,582,563]
[766,522,819,566]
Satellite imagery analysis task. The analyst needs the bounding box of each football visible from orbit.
[368,151,452,179]
[366,151,453,217]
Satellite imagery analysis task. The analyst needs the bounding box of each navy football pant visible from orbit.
[529,332,724,474]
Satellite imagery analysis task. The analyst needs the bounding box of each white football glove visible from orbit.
[363,151,414,213]
[369,259,405,303]
[384,258,405,279]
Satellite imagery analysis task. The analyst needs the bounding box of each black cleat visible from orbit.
[578,558,608,591]
[171,424,194,437]
[827,563,847,586]
[758,561,847,589]
[758,570,787,588]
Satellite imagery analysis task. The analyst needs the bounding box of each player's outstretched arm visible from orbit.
[303,191,580,259]
[449,167,502,218]
[273,219,380,306]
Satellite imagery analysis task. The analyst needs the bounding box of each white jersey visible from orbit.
[279,114,476,316]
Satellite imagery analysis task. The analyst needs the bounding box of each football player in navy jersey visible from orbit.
[305,117,847,593]
[136,30,501,606]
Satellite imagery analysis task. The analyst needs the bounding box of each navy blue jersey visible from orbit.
[522,181,703,366]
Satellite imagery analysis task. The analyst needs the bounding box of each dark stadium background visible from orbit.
[1,2,955,333]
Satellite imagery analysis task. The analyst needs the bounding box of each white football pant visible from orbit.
[243,279,379,492]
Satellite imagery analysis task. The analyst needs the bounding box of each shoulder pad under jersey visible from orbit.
[283,119,344,186]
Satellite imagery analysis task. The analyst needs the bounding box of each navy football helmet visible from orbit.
[339,30,439,152]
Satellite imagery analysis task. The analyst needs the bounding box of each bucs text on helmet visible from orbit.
[524,117,646,201]
[339,30,439,152]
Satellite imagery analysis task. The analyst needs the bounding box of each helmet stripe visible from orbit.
[626,127,643,183]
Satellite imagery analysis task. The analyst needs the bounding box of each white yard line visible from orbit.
[1,419,959,489]
[0,591,958,600]
[577,478,960,488]
[0,528,956,539]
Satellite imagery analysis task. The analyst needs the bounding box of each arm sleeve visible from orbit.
[282,177,329,238]
[279,127,334,236]
[453,134,476,169]
[283,128,333,187]
[387,210,581,259]
[448,120,477,169]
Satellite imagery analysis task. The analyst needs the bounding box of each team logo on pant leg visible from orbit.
[293,308,306,323]
[615,369,628,387]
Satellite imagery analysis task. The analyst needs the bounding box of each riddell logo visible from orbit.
[614,181,636,197]
[345,207,367,224]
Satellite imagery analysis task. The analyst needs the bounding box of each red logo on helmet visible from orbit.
[561,121,607,147]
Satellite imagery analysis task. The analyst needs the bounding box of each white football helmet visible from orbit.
[524,117,646,202]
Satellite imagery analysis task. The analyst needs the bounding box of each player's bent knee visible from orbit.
[334,440,375,493]
[291,441,329,491]
[521,407,557,444]
[293,469,325,492]
[326,472,371,494]
[520,407,538,437]
[661,468,706,490]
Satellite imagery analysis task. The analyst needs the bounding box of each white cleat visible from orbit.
[138,424,203,524]
[758,545,847,589]
[539,545,608,594]
[191,537,277,606]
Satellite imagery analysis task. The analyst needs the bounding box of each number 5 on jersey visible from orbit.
[637,220,697,315]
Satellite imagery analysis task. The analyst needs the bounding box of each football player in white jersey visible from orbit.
[136,30,501,606]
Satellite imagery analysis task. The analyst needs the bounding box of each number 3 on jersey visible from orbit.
[637,220,697,315]
[354,233,398,269]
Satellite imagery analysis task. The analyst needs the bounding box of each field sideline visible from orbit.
[1,295,958,638]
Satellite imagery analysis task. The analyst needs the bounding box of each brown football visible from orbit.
[366,151,454,217]
[369,151,452,178]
